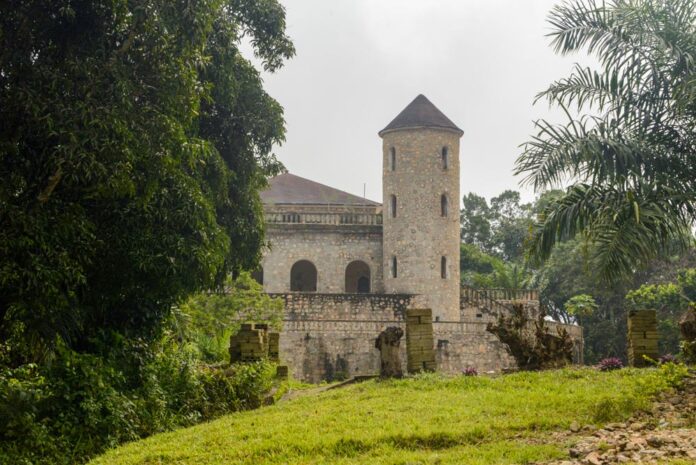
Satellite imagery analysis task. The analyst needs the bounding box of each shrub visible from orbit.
[0,347,140,465]
[463,367,478,376]
[655,361,689,389]
[0,343,277,465]
[597,357,623,371]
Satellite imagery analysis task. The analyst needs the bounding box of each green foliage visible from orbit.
[460,244,532,289]
[89,368,676,465]
[625,269,695,357]
[677,268,696,301]
[459,190,536,289]
[460,243,499,275]
[564,294,598,317]
[176,272,283,362]
[654,361,690,390]
[461,185,695,364]
[0,342,277,465]
[516,0,696,281]
[625,283,685,313]
[460,190,534,262]
[0,0,293,362]
[460,193,492,250]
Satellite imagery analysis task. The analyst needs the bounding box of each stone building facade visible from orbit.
[257,95,583,382]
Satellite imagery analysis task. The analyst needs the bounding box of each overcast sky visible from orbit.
[253,0,590,205]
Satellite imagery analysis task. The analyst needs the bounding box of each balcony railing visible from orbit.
[461,286,539,303]
[265,211,383,226]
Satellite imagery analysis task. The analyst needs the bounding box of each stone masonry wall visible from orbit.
[275,293,578,382]
[262,224,384,294]
[381,128,461,321]
[278,293,414,382]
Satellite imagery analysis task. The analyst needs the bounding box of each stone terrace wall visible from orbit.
[276,293,413,382]
[275,293,561,382]
[271,292,585,382]
[433,321,517,374]
[272,292,414,321]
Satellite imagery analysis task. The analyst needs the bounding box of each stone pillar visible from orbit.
[375,327,404,378]
[229,323,271,363]
[406,308,436,372]
[627,310,659,367]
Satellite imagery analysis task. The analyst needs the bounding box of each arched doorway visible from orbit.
[290,260,317,292]
[345,260,371,293]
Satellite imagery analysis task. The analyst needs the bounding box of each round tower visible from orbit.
[379,94,462,321]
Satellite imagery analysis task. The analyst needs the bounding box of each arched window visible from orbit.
[441,147,448,170]
[441,256,447,279]
[290,260,317,292]
[345,260,371,293]
[390,147,396,171]
[440,194,448,217]
[392,256,398,278]
[390,194,397,218]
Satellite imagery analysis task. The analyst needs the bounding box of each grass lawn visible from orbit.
[89,368,678,465]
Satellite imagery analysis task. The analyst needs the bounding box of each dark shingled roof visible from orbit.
[261,173,380,206]
[379,94,463,136]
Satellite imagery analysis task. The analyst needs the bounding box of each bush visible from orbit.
[597,357,623,371]
[0,347,140,465]
[0,343,277,465]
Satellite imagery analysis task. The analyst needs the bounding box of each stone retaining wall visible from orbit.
[275,293,582,382]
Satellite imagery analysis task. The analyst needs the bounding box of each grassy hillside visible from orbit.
[90,368,680,465]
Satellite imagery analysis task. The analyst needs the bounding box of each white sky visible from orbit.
[253,0,590,205]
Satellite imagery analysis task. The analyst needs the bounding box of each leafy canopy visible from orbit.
[515,0,696,281]
[0,0,294,362]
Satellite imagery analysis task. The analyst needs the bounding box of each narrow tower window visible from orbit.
[441,147,449,170]
[390,147,396,171]
[390,194,397,218]
[441,256,447,279]
[392,256,398,278]
[440,194,448,217]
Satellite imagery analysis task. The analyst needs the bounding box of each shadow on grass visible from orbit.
[326,429,490,458]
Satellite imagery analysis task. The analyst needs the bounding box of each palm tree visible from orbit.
[516,0,696,281]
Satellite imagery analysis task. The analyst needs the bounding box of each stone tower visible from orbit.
[379,95,462,321]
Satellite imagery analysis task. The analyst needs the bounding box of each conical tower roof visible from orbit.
[379,94,463,136]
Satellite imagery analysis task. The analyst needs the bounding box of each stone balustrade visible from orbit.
[265,211,383,226]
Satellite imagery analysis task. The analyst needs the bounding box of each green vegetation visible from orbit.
[176,272,283,362]
[90,367,686,465]
[0,340,278,465]
[1,1,292,463]
[460,186,696,363]
[515,0,696,281]
[0,0,292,362]
[0,272,284,465]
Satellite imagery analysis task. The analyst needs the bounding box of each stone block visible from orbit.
[628,310,659,367]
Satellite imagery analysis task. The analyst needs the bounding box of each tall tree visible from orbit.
[460,193,492,249]
[0,0,294,362]
[515,0,696,281]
